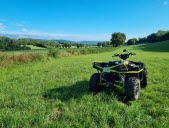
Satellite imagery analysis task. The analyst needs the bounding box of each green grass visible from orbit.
[2,45,48,55]
[0,41,169,127]
[26,45,46,50]
[2,46,116,56]
[3,49,49,55]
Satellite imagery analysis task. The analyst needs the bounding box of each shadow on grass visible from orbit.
[43,80,130,105]
[43,80,90,101]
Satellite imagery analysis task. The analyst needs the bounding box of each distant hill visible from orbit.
[35,39,75,43]
[80,41,100,44]
[0,33,100,44]
[33,39,100,44]
[32,39,100,44]
[51,40,75,43]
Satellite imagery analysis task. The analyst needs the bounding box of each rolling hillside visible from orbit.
[0,41,169,127]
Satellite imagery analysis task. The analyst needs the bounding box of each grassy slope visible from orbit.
[0,41,169,127]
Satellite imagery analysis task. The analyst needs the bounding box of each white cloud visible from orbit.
[163,1,169,5]
[0,23,6,30]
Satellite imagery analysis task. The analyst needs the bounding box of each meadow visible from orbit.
[0,41,169,127]
[3,45,48,55]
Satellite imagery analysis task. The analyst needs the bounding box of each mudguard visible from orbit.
[135,62,145,69]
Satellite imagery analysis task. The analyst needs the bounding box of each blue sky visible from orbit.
[0,0,169,41]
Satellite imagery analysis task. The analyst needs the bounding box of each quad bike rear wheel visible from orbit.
[89,73,103,93]
[141,69,148,88]
[125,77,140,100]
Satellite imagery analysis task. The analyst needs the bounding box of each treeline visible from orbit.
[97,41,111,47]
[97,32,126,47]
[0,37,91,51]
[126,30,169,45]
[97,30,169,47]
[0,37,31,51]
[17,39,89,48]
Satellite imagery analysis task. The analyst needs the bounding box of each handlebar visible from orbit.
[129,52,136,55]
[112,52,136,60]
[113,53,136,56]
[112,54,120,57]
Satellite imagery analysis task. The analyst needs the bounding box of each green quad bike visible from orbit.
[89,49,148,100]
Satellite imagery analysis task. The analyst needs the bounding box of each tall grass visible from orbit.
[48,47,120,57]
[0,52,45,67]
[0,47,118,67]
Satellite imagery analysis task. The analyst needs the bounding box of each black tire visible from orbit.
[89,73,102,93]
[141,69,148,88]
[125,77,140,100]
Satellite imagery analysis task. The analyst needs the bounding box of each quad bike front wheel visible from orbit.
[89,73,103,93]
[125,77,140,100]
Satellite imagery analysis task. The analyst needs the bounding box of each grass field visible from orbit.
[2,46,116,56]
[2,45,48,55]
[0,41,169,127]
[26,45,46,50]
[3,49,48,55]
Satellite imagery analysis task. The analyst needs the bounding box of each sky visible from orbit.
[0,0,169,41]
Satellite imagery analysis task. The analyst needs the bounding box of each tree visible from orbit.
[137,37,147,44]
[147,33,158,43]
[127,38,137,45]
[0,37,24,51]
[102,42,107,47]
[97,42,102,47]
[77,43,84,48]
[110,32,126,47]
[77,43,80,48]
[63,43,71,48]
[162,32,169,40]
[79,43,84,48]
